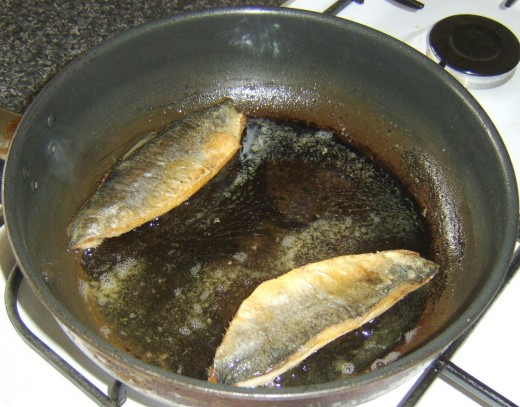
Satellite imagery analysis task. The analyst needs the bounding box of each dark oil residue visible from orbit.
[79,118,430,384]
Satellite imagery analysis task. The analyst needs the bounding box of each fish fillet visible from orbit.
[69,99,246,250]
[209,250,438,387]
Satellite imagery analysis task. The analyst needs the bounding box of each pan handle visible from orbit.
[0,108,22,162]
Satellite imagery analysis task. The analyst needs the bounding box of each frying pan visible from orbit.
[2,6,518,406]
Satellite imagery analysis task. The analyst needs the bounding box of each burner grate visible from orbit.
[399,235,520,406]
[4,266,127,407]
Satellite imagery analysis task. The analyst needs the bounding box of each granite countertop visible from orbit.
[0,0,284,113]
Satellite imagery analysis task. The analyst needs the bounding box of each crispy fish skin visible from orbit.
[210,250,438,387]
[69,99,246,250]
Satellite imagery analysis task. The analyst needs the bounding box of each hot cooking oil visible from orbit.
[79,118,430,384]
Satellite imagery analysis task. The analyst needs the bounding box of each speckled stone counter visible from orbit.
[0,0,283,112]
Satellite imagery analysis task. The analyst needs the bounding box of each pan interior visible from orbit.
[77,114,431,385]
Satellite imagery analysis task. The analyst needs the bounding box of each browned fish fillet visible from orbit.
[69,99,246,250]
[209,250,438,387]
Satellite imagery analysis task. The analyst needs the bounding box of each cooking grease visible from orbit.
[79,118,430,385]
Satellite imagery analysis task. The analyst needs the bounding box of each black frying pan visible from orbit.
[2,7,517,406]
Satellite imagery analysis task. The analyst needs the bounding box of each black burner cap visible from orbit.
[429,14,520,76]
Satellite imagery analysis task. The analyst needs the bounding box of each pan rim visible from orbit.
[3,5,518,402]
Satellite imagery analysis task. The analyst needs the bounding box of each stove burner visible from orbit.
[428,14,520,88]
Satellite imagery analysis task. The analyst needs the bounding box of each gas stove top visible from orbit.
[1,1,519,406]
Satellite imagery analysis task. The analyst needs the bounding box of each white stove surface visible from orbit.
[1,1,519,406]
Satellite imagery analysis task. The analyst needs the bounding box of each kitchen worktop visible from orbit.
[0,0,283,113]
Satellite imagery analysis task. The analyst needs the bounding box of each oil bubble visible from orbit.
[179,326,192,336]
[370,351,401,371]
[340,362,355,375]
[404,327,418,343]
[232,251,248,263]
[100,325,112,337]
